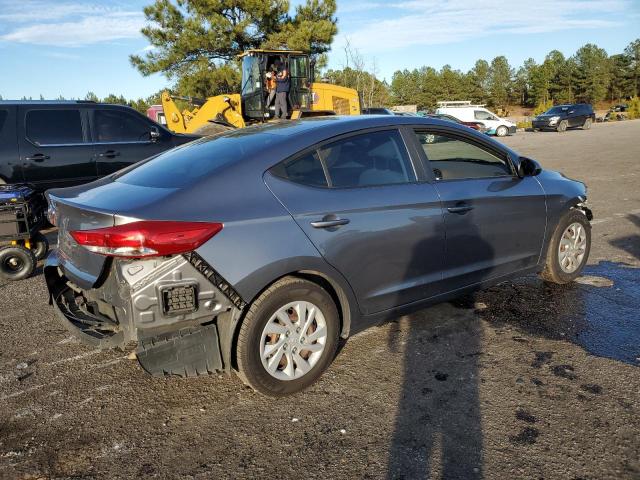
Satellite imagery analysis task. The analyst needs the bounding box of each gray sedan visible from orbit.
[44,115,592,396]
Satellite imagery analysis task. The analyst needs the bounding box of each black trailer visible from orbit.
[0,184,49,280]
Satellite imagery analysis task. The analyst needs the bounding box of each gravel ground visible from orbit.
[1,120,639,480]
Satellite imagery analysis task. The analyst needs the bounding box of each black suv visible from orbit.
[0,101,198,191]
[532,103,595,132]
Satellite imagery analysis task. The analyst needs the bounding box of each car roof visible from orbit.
[205,114,518,168]
[232,114,450,137]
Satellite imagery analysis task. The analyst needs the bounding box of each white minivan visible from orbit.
[435,101,516,137]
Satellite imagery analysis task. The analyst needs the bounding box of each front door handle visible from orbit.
[98,150,120,158]
[311,217,350,229]
[447,205,474,214]
[25,153,50,162]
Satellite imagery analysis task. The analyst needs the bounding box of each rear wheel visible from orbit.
[0,245,36,281]
[236,277,340,396]
[557,120,568,132]
[495,125,508,137]
[582,118,592,130]
[541,210,591,284]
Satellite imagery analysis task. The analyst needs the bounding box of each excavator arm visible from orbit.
[161,91,246,134]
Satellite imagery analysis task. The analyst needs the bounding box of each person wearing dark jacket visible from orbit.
[275,64,290,119]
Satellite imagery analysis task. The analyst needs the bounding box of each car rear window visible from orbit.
[26,109,84,145]
[116,132,279,188]
[271,151,328,187]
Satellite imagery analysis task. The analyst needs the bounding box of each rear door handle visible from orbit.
[447,205,474,214]
[98,150,120,158]
[311,218,350,229]
[25,153,50,162]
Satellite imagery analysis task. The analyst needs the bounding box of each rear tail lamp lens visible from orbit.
[70,221,223,258]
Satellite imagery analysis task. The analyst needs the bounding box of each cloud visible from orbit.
[336,0,630,53]
[0,1,144,46]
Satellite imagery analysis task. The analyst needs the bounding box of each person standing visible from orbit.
[275,63,290,119]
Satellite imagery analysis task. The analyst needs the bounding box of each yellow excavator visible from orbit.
[161,49,361,135]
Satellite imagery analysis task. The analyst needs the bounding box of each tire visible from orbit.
[0,245,36,281]
[495,125,508,137]
[192,123,234,137]
[540,210,591,284]
[557,120,568,133]
[30,232,49,261]
[236,276,340,396]
[582,118,592,130]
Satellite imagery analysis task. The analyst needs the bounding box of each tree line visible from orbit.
[382,39,640,111]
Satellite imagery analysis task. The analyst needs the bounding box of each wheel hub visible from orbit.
[558,222,587,273]
[260,300,328,381]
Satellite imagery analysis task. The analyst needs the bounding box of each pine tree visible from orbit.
[130,0,337,98]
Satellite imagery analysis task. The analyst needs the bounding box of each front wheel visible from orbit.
[495,125,508,137]
[541,210,591,284]
[236,277,340,396]
[582,118,592,130]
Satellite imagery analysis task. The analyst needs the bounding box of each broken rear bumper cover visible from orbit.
[44,250,244,377]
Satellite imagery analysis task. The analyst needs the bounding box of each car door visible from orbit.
[566,106,579,127]
[18,106,97,190]
[0,106,23,184]
[410,127,547,291]
[265,127,446,315]
[90,107,172,176]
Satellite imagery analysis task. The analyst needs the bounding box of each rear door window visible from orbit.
[26,109,84,145]
[319,129,415,188]
[94,109,152,142]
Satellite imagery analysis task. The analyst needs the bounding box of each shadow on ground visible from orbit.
[608,214,640,262]
[386,305,483,479]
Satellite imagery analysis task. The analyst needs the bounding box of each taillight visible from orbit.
[70,221,223,258]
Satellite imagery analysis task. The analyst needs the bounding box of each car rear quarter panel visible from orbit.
[180,160,361,336]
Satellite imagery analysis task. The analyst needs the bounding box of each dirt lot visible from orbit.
[1,120,639,480]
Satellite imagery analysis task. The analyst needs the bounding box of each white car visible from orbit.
[435,102,516,137]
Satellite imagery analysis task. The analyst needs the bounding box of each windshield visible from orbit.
[545,106,569,115]
[116,132,278,188]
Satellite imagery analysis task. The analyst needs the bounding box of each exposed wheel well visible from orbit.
[228,270,351,371]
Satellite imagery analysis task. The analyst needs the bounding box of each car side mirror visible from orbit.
[150,126,161,142]
[518,157,542,177]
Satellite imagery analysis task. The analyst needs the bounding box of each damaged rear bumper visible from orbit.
[44,250,243,376]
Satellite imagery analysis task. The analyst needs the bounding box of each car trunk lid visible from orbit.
[47,181,179,289]
[51,198,116,289]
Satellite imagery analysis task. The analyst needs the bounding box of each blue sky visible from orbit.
[0,0,638,100]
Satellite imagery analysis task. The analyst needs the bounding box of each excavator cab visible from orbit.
[239,50,312,120]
